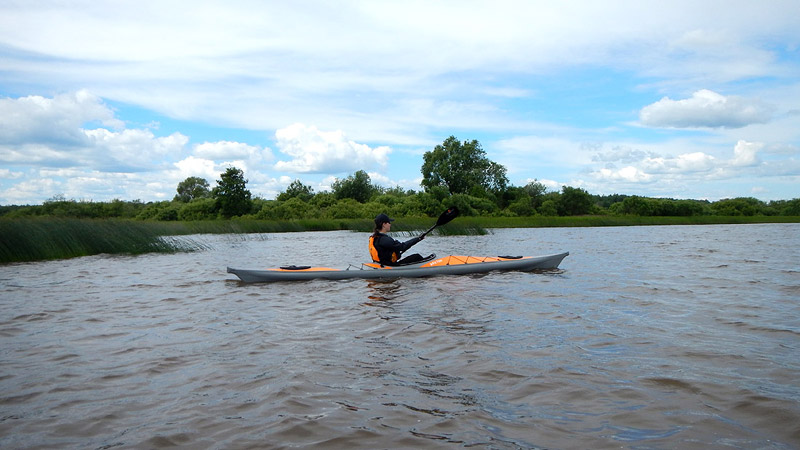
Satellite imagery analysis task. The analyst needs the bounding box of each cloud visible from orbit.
[274,123,391,173]
[731,140,762,167]
[0,90,123,146]
[593,166,653,183]
[173,156,219,181]
[639,90,773,129]
[0,168,24,179]
[84,128,188,172]
[641,152,718,174]
[194,140,272,163]
[0,90,188,172]
[592,146,659,164]
[586,140,772,195]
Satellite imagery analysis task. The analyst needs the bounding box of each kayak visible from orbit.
[227,252,568,283]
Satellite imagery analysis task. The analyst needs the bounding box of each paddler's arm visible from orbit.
[398,235,423,253]
[378,235,422,255]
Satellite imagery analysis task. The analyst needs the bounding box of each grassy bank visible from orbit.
[2,215,797,263]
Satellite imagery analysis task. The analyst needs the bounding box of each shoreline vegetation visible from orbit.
[4,141,798,263]
[2,215,798,264]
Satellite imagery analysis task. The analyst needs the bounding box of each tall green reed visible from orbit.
[0,218,205,263]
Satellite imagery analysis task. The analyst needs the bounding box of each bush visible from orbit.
[178,198,218,220]
[327,198,365,219]
[136,201,180,221]
[507,196,534,216]
[538,199,558,216]
[710,197,766,216]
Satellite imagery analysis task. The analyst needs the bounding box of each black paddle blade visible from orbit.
[436,206,459,227]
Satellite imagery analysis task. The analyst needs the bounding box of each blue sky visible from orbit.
[1,0,799,205]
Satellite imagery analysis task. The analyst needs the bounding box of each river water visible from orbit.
[1,224,799,449]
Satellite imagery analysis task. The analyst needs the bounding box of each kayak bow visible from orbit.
[227,252,568,283]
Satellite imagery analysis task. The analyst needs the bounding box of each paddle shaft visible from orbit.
[420,207,459,238]
[421,224,437,238]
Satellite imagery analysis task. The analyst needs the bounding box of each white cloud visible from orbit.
[731,140,762,167]
[173,156,219,181]
[2,176,60,204]
[274,123,391,173]
[641,152,717,174]
[0,90,187,173]
[639,90,773,129]
[194,140,272,162]
[84,128,188,171]
[366,171,395,188]
[592,166,653,183]
[0,90,123,145]
[584,139,778,198]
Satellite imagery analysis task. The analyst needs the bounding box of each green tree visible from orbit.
[174,176,211,203]
[331,170,380,203]
[421,136,508,194]
[557,186,592,216]
[618,196,654,216]
[212,167,252,218]
[523,180,548,208]
[711,197,765,216]
[277,179,314,202]
[771,198,800,215]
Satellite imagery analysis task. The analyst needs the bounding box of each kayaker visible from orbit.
[370,213,425,266]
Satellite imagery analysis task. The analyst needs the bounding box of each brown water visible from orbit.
[1,224,799,449]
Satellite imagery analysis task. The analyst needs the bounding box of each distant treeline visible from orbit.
[2,187,798,221]
[4,137,798,221]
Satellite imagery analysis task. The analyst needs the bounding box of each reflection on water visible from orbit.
[364,279,403,305]
[1,224,799,448]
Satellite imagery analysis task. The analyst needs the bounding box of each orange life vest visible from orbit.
[369,235,398,264]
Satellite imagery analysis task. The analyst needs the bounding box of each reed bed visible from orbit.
[0,218,206,263]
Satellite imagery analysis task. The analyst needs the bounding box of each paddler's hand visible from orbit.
[417,234,425,240]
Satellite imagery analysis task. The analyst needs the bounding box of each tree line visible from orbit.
[2,136,799,220]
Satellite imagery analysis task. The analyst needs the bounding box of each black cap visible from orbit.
[374,213,394,225]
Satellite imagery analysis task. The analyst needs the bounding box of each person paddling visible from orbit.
[370,213,425,266]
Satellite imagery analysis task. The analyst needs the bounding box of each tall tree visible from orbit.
[174,176,210,203]
[557,186,593,216]
[212,167,252,218]
[421,136,508,194]
[331,170,380,203]
[277,179,314,202]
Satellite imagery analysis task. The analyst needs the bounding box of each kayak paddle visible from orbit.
[420,207,460,238]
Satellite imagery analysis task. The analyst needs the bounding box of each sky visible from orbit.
[1,0,799,205]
